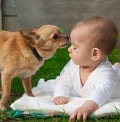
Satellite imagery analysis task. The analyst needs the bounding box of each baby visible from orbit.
[53,16,120,122]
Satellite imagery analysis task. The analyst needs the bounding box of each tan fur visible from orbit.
[0,25,69,110]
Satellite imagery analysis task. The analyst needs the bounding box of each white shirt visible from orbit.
[54,59,120,107]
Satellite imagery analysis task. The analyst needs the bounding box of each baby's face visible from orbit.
[68,26,92,66]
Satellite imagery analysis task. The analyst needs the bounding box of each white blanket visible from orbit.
[11,79,120,117]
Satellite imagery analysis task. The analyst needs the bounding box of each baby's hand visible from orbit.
[53,96,68,105]
[69,100,99,122]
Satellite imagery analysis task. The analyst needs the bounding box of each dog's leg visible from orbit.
[0,73,2,95]
[22,77,34,97]
[0,72,12,110]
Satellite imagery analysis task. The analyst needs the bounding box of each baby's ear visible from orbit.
[91,48,101,61]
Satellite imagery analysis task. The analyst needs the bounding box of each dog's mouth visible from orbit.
[59,35,70,47]
[60,43,68,47]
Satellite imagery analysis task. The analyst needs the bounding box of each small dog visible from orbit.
[0,25,69,110]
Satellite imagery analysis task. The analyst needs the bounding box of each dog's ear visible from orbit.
[20,29,40,41]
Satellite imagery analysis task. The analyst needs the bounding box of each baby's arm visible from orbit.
[53,60,73,104]
[69,68,117,121]
[69,100,99,122]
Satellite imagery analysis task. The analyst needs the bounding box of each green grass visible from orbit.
[109,48,120,64]
[1,46,120,122]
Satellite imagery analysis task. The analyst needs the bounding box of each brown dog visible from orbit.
[0,25,69,110]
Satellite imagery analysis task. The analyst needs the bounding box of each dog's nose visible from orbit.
[64,35,69,41]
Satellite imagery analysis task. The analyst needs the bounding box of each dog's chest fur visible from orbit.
[0,31,44,79]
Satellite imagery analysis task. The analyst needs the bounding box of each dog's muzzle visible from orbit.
[59,35,70,47]
[64,35,70,43]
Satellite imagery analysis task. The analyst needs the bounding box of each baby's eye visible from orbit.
[73,47,77,50]
[71,45,77,50]
[70,42,77,50]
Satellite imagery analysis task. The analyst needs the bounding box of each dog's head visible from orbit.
[20,25,69,60]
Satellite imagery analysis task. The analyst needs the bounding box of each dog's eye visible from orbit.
[53,34,58,39]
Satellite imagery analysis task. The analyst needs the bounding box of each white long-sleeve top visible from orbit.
[54,59,120,107]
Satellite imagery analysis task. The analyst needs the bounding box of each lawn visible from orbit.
[0,46,120,122]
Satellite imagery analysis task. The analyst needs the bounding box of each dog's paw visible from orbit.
[27,92,34,97]
[28,93,35,97]
[0,105,6,111]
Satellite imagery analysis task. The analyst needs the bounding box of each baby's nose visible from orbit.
[68,46,72,53]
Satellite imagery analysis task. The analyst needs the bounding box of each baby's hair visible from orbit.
[72,16,118,55]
